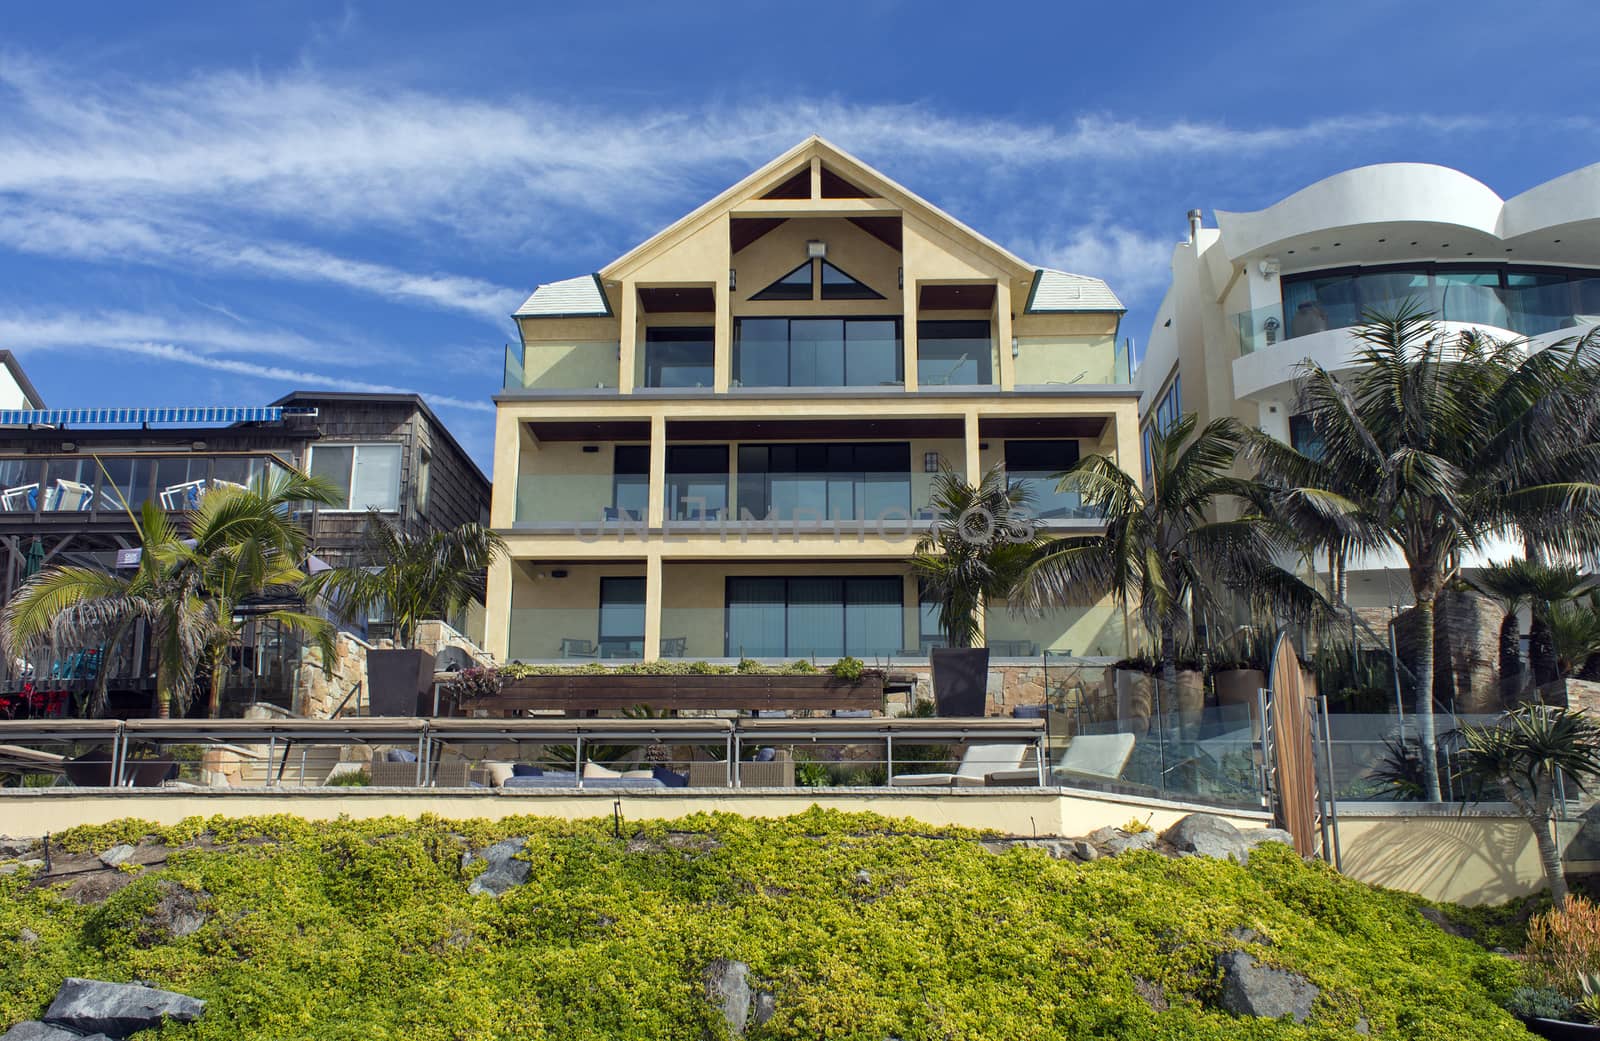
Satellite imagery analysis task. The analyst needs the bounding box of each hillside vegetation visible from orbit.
[0,810,1530,1040]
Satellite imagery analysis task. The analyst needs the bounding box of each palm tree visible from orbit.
[1015,413,1323,694]
[1460,706,1600,904]
[1548,597,1600,681]
[911,466,1044,648]
[1248,306,1600,800]
[311,511,507,649]
[1,470,341,718]
[3,504,213,717]
[184,471,341,716]
[1472,561,1536,705]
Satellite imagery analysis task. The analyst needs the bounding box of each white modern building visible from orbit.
[1138,161,1600,609]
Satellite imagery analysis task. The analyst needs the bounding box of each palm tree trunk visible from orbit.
[1505,780,1567,905]
[1532,603,1560,692]
[155,656,173,719]
[208,648,226,719]
[1413,596,1443,801]
[1498,612,1523,708]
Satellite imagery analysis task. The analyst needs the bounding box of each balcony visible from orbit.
[504,340,621,391]
[732,317,902,388]
[1231,269,1600,356]
[1012,336,1132,385]
[0,454,289,521]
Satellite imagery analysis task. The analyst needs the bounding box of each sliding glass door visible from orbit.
[725,576,902,658]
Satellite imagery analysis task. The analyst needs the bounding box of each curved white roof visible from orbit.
[512,274,611,318]
[1026,269,1124,313]
[1214,161,1600,265]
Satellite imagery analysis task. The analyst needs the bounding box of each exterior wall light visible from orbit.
[1011,336,1020,358]
[728,268,736,291]
[806,240,827,259]
[924,452,941,472]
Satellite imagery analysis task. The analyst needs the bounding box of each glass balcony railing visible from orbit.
[0,455,288,517]
[736,472,914,523]
[507,608,647,662]
[1005,472,1103,522]
[1232,274,1600,356]
[514,473,646,526]
[503,341,621,391]
[1011,336,1132,385]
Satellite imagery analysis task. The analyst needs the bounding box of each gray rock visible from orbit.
[97,844,136,868]
[703,959,752,1036]
[853,869,871,884]
[1071,840,1100,862]
[43,978,205,1036]
[1087,827,1157,856]
[17,927,37,945]
[1215,951,1318,1024]
[1163,814,1252,863]
[1355,1016,1370,1035]
[466,837,530,897]
[0,1022,84,1041]
[753,991,776,1027]
[0,837,35,859]
[0,859,43,876]
[1416,906,1472,938]
[142,881,209,940]
[1243,828,1295,850]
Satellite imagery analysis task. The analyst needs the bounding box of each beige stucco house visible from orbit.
[486,136,1139,667]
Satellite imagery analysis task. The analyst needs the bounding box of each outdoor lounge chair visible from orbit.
[686,749,794,788]
[559,638,598,659]
[889,743,1030,787]
[983,733,1138,786]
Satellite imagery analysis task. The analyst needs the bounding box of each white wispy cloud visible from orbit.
[0,205,522,326]
[0,309,364,363]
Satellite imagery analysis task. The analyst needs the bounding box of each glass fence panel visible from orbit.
[506,608,648,662]
[1012,336,1126,385]
[505,341,620,390]
[1319,711,1504,803]
[513,473,645,526]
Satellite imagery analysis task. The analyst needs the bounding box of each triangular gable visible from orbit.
[751,260,814,301]
[602,136,1035,282]
[819,260,883,300]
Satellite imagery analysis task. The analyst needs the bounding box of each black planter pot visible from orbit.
[930,647,990,717]
[366,649,436,717]
[1521,1017,1600,1040]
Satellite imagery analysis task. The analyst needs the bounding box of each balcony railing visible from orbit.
[1232,275,1600,356]
[503,341,621,391]
[0,456,288,519]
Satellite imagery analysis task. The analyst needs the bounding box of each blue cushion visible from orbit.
[652,767,688,788]
[753,747,776,763]
[511,763,543,777]
[386,748,419,763]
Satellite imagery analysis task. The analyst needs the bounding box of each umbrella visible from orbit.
[22,537,44,577]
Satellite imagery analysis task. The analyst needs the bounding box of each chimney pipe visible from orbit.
[1187,209,1203,244]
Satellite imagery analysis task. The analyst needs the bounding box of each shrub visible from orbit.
[829,656,865,681]
[441,666,502,701]
[1526,895,1600,996]
[324,769,371,787]
[1504,986,1573,1020]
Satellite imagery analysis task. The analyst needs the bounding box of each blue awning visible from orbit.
[0,405,314,427]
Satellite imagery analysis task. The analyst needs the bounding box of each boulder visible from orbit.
[0,1023,85,1041]
[1087,827,1157,856]
[141,882,209,940]
[703,959,752,1035]
[97,845,136,868]
[1416,906,1473,939]
[1243,828,1295,850]
[466,837,530,897]
[1163,814,1252,863]
[43,978,205,1036]
[1072,840,1100,862]
[1215,951,1318,1024]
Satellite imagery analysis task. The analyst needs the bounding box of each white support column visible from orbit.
[643,552,663,662]
[995,280,1015,391]
[902,275,919,392]
[618,282,637,394]
[715,213,732,393]
[485,556,513,660]
[647,414,667,529]
[963,409,981,483]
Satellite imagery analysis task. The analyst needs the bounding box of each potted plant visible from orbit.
[1173,640,1207,741]
[912,467,1043,717]
[1211,627,1271,723]
[1113,651,1157,735]
[312,512,507,717]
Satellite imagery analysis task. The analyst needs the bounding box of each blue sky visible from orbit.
[2,0,1597,466]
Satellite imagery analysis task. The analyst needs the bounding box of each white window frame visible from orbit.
[307,442,404,513]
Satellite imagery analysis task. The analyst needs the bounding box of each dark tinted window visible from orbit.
[751,261,814,301]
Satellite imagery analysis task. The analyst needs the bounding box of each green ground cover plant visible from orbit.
[1,810,1531,1040]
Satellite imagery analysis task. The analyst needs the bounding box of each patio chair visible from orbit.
[559,638,598,659]
[369,759,425,786]
[660,637,688,658]
[984,733,1138,787]
[47,479,94,512]
[889,743,1030,787]
[1,483,39,512]
[160,479,208,510]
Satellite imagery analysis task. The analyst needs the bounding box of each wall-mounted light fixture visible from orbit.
[806,239,827,259]
[924,451,941,473]
[728,268,736,291]
[1011,336,1020,358]
[60,441,76,453]
[898,267,904,290]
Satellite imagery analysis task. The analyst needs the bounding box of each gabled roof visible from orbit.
[603,135,1036,281]
[1025,269,1125,314]
[512,274,612,319]
[514,137,1126,319]
[0,350,45,408]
